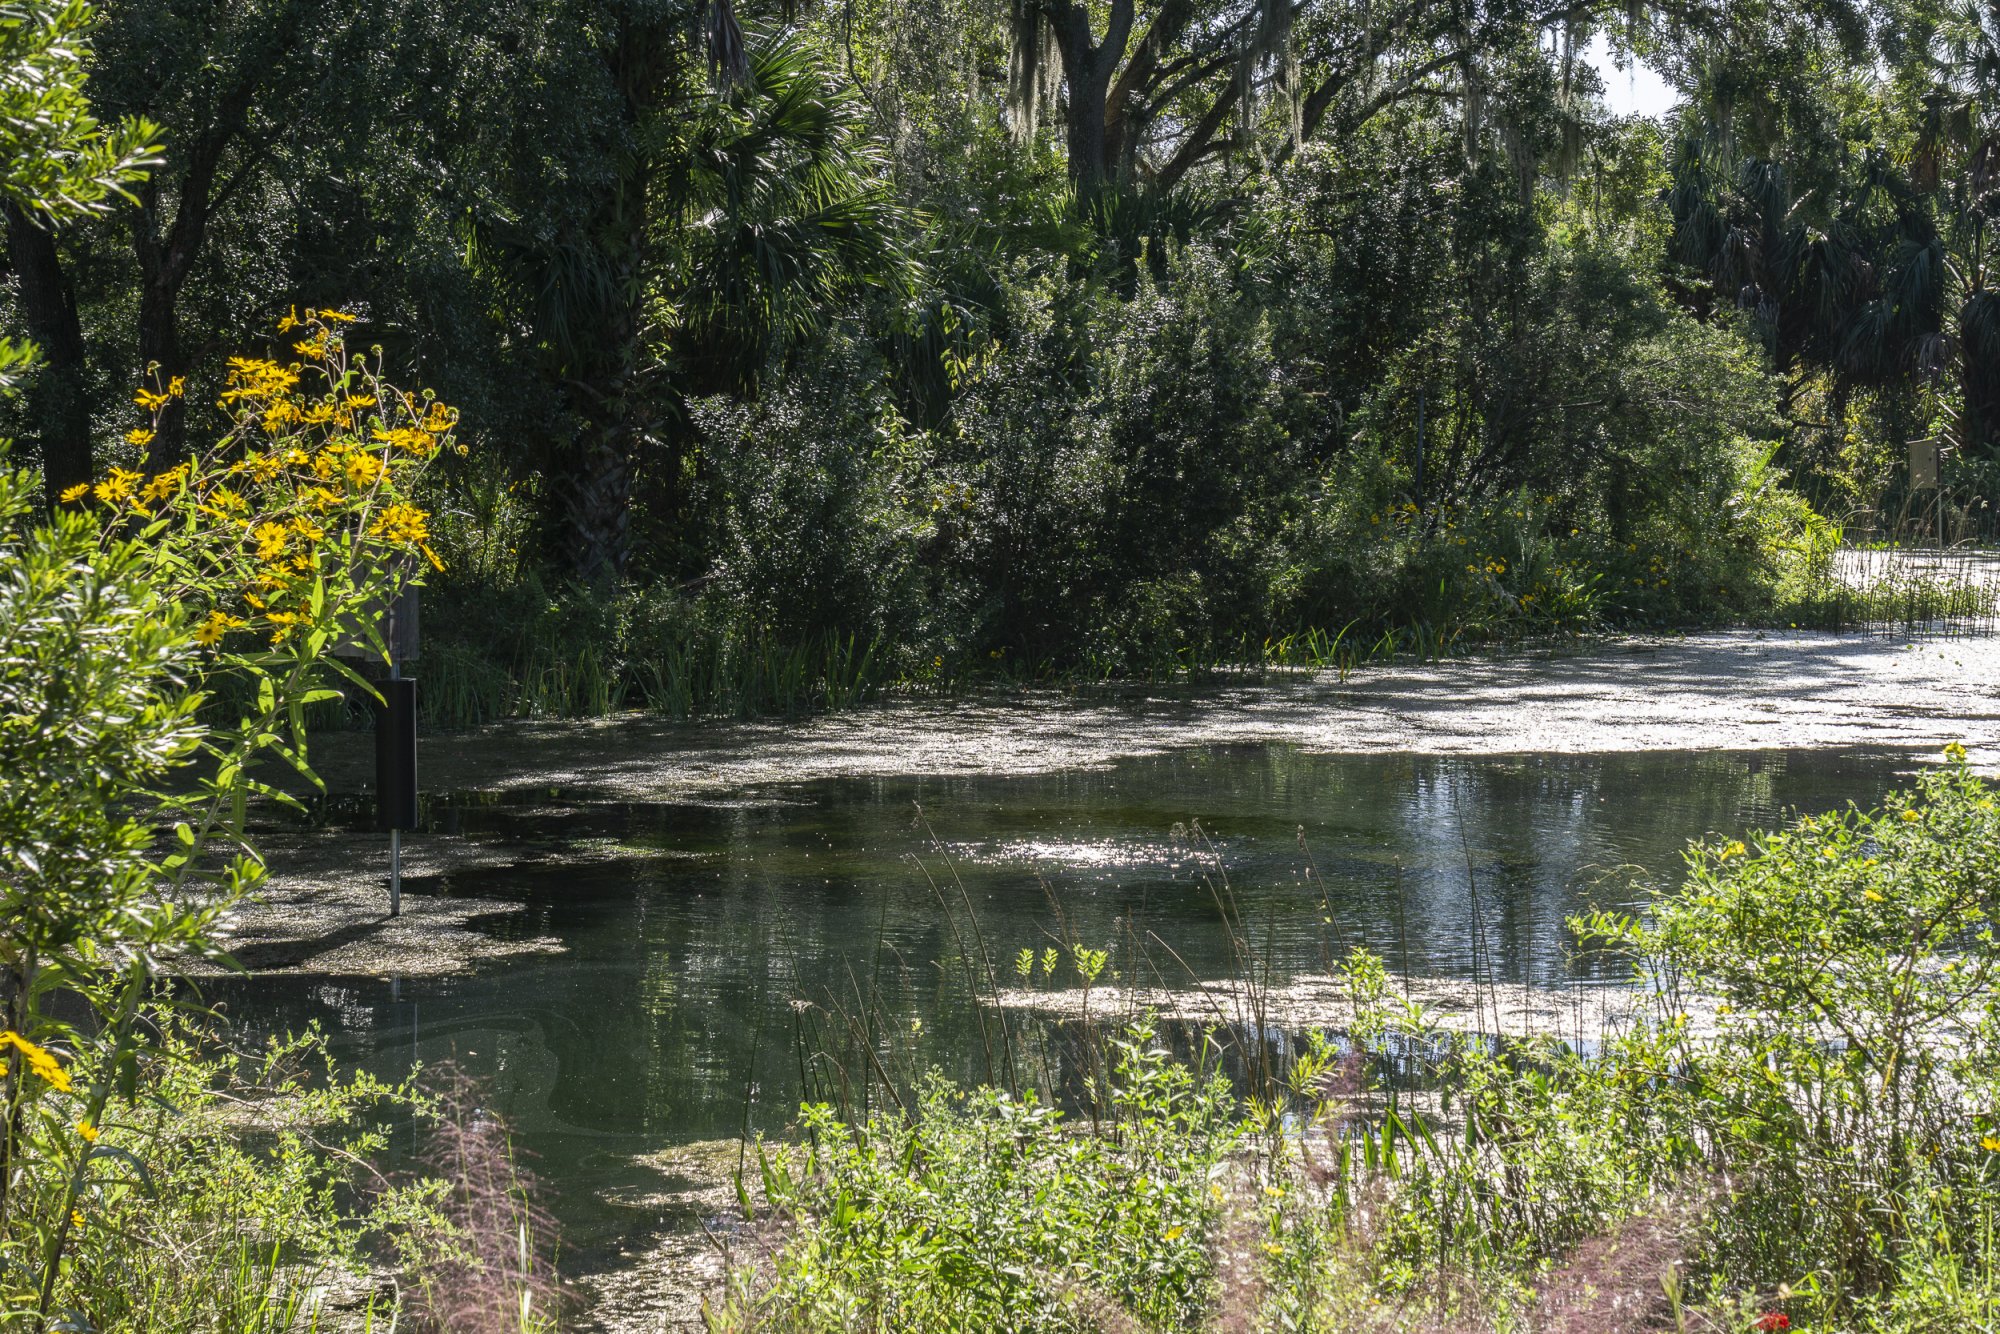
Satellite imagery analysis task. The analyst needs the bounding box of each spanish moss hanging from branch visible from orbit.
[1005,0,1061,143]
[1234,0,1297,159]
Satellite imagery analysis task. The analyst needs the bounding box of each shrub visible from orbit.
[0,309,539,1328]
[16,1023,425,1332]
[714,1032,1243,1330]
[1583,742,2000,1298]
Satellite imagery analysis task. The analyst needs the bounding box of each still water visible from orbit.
[209,743,1929,1264]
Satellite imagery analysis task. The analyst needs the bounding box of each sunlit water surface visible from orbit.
[209,743,1931,1269]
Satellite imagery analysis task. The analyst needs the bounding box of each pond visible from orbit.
[207,741,1930,1295]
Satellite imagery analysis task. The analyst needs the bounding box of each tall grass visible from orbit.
[417,622,892,728]
[1781,544,2000,634]
[397,533,2000,732]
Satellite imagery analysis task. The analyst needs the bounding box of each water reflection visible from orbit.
[207,744,1928,1258]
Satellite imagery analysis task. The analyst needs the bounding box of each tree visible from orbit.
[473,9,912,582]
[1661,0,2000,477]
[1005,0,1706,196]
[0,0,159,501]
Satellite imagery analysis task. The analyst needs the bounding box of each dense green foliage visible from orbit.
[719,749,2000,1330]
[4,0,1997,714]
[0,37,552,1314]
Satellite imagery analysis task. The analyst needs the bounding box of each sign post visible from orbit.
[376,669,418,916]
[337,578,420,917]
[1910,437,1944,547]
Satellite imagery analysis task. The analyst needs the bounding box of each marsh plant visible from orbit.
[712,748,2000,1331]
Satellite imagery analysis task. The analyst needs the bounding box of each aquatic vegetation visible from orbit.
[713,747,2000,1330]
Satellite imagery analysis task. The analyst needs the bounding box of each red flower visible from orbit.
[1753,1315,1790,1332]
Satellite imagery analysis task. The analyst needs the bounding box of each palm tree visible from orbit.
[474,8,913,583]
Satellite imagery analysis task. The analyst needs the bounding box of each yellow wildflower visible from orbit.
[1164,1225,1184,1241]
[253,522,289,561]
[369,502,431,545]
[125,427,155,448]
[314,308,359,324]
[134,386,171,411]
[276,305,303,333]
[1945,741,1968,763]
[59,483,89,503]
[344,451,384,488]
[194,611,246,647]
[75,1121,98,1143]
[0,1032,71,1092]
[220,357,299,404]
[1985,1136,2000,1152]
[1901,809,1922,823]
[93,468,141,505]
[372,426,437,457]
[167,376,185,398]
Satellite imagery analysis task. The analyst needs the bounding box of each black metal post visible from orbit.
[375,673,418,916]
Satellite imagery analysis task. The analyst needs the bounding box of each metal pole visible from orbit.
[389,654,401,918]
[1414,388,1426,509]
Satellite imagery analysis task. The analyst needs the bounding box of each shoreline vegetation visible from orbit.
[703,747,2000,1332]
[400,542,2000,731]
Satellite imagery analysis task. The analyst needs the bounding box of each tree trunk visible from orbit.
[562,243,643,584]
[4,206,93,507]
[136,271,188,474]
[1048,0,1134,196]
[567,413,634,584]
[131,178,205,475]
[1061,46,1112,194]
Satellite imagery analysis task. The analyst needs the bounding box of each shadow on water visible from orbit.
[203,743,1935,1269]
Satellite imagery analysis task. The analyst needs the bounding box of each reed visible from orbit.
[1781,543,2000,635]
[411,619,895,728]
